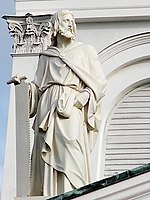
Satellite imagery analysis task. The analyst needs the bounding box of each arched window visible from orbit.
[104,84,150,177]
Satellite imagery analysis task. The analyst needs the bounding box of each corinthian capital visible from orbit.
[3,13,52,54]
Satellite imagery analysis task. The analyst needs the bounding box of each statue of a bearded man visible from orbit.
[16,10,107,197]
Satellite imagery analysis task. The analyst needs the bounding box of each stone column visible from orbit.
[1,13,52,200]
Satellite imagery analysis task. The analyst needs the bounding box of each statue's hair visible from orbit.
[50,10,76,45]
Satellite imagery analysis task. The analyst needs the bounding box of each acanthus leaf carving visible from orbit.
[3,13,53,54]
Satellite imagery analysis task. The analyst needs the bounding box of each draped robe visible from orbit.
[29,42,107,196]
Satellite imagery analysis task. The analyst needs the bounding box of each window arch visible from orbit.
[104,84,150,177]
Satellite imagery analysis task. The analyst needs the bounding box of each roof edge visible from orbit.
[48,163,150,200]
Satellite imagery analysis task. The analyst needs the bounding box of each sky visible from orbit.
[0,0,15,196]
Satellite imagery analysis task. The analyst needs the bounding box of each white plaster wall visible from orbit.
[77,21,150,52]
[1,85,16,200]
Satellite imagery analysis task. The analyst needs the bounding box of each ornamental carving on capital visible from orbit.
[3,13,53,54]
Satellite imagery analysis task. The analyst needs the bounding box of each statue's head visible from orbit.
[51,10,76,45]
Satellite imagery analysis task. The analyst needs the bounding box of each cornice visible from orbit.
[14,0,150,22]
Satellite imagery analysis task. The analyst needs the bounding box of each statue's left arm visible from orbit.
[82,44,107,150]
[85,44,107,101]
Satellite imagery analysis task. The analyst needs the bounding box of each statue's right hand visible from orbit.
[7,74,27,85]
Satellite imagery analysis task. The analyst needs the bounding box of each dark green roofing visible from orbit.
[47,163,150,200]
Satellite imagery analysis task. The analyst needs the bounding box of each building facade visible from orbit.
[2,1,150,199]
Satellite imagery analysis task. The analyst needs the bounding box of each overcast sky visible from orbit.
[0,0,15,196]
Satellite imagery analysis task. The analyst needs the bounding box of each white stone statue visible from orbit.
[12,10,107,197]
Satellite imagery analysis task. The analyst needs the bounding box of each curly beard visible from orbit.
[58,25,75,40]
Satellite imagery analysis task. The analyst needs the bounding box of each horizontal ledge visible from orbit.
[76,15,150,23]
[11,53,39,57]
[13,13,150,23]
[13,2,150,23]
[2,13,52,21]
[4,13,150,23]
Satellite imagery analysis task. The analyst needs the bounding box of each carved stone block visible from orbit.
[3,13,52,54]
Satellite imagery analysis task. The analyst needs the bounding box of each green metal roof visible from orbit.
[47,163,150,200]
